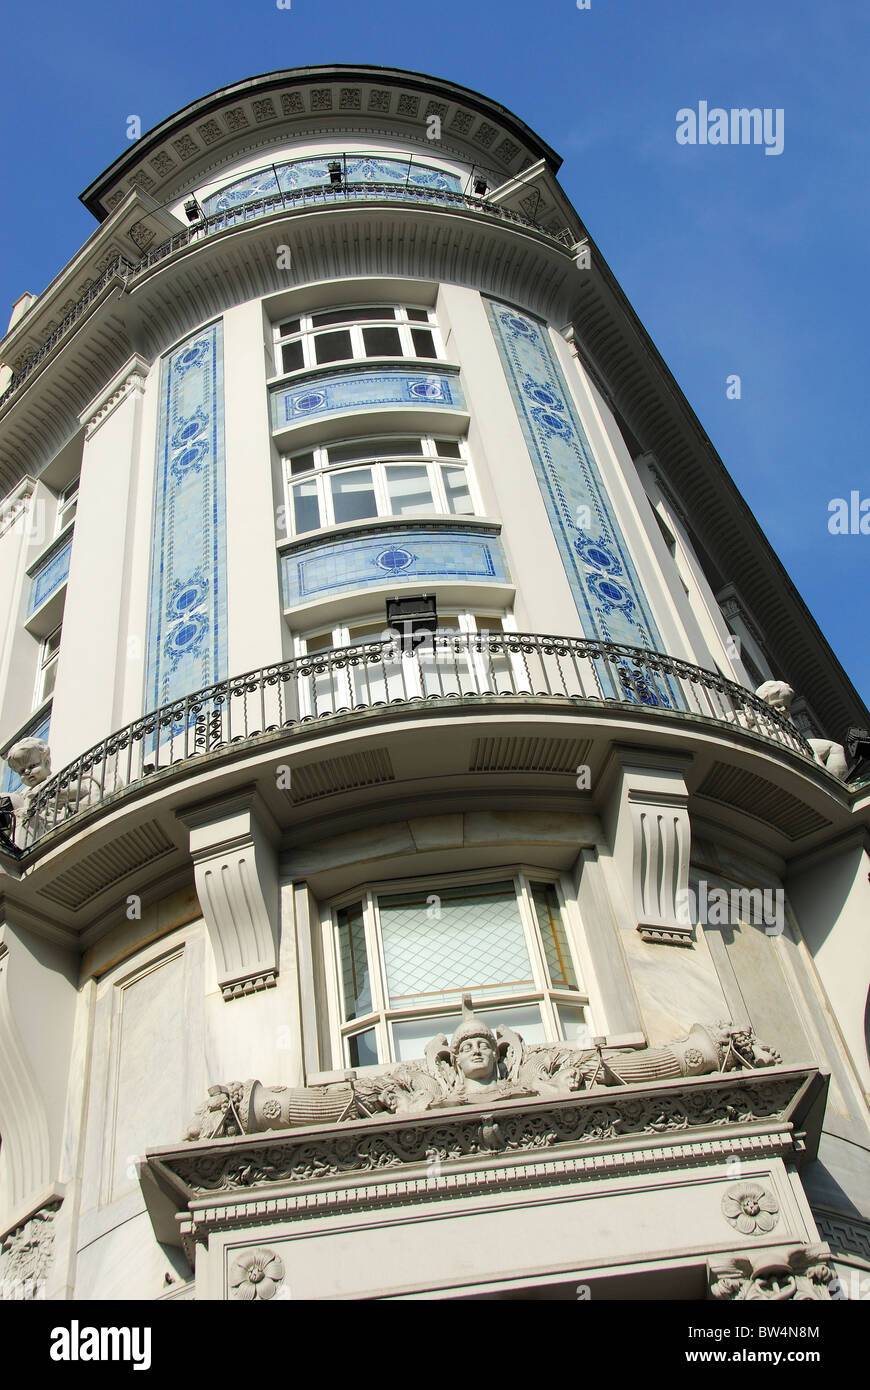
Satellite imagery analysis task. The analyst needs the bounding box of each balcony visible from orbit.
[0,187,574,414]
[11,632,816,852]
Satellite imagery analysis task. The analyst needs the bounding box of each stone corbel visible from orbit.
[178,790,280,1001]
[707,1244,837,1300]
[0,922,77,1230]
[603,748,693,946]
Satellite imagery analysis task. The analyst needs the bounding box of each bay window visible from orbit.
[274,304,441,376]
[281,434,476,537]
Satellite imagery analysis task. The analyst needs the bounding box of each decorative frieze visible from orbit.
[153,1066,811,1205]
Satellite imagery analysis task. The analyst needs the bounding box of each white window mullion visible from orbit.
[319,473,334,528]
[322,910,345,1071]
[372,463,391,518]
[517,875,552,994]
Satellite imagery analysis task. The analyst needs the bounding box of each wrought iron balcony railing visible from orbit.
[0,186,574,411]
[13,632,812,850]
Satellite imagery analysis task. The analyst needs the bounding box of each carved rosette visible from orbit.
[228,1248,286,1301]
[0,1203,59,1300]
[709,1246,836,1301]
[721,1181,780,1236]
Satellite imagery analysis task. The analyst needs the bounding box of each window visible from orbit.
[56,480,78,534]
[326,873,591,1067]
[35,625,61,706]
[274,305,441,376]
[281,435,477,537]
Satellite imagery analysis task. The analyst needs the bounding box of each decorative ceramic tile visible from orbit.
[28,538,72,615]
[281,527,508,607]
[145,323,227,713]
[271,369,464,431]
[485,299,676,706]
[202,156,463,214]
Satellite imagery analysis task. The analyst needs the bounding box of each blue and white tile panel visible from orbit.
[145,323,228,713]
[282,527,508,608]
[485,299,677,707]
[202,156,463,214]
[271,370,465,431]
[28,538,72,615]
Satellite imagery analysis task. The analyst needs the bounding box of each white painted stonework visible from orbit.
[0,65,868,1303]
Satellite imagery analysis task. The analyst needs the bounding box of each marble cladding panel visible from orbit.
[145,323,227,712]
[109,951,187,1202]
[201,156,463,212]
[271,369,465,431]
[282,527,508,607]
[485,299,677,706]
[28,537,72,615]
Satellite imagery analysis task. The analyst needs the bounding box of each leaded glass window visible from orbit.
[326,873,591,1068]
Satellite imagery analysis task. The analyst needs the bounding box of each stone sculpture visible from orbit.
[6,737,97,827]
[184,996,781,1141]
[708,1246,836,1301]
[753,681,848,778]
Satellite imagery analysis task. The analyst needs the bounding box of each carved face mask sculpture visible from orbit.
[455,1035,499,1083]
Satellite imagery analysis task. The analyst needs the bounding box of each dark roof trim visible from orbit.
[80,65,563,220]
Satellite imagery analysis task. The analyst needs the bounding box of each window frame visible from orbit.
[280,433,480,539]
[273,304,444,378]
[34,623,62,708]
[321,866,591,1070]
[56,479,79,536]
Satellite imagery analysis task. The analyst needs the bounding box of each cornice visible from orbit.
[80,66,563,219]
[142,1065,823,1246]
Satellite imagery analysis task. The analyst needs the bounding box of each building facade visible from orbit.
[0,65,868,1302]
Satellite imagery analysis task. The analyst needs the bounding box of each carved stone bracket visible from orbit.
[603,748,693,945]
[78,354,150,439]
[178,790,280,1001]
[708,1244,837,1301]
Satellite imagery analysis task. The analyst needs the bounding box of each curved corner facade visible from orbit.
[0,66,868,1303]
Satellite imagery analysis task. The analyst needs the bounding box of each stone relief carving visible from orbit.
[721,1181,780,1236]
[0,1202,59,1300]
[172,1074,801,1195]
[184,996,781,1141]
[708,1246,836,1301]
[753,681,848,778]
[228,1248,286,1301]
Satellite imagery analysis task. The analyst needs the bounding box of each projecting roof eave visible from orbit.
[79,64,563,220]
[574,232,870,737]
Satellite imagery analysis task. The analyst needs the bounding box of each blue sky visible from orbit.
[2,0,867,706]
